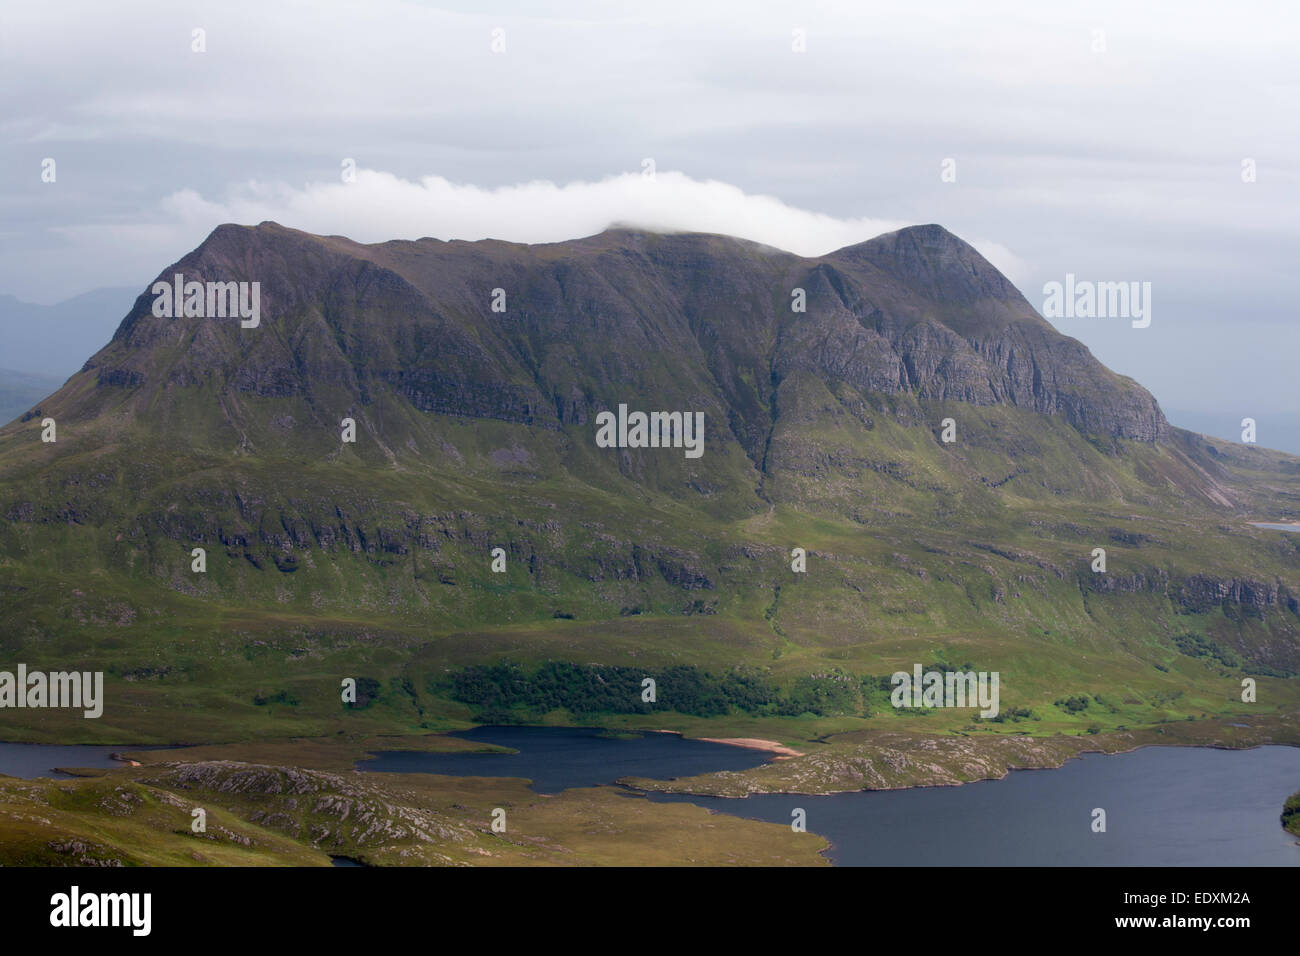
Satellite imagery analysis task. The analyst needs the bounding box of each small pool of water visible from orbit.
[0,742,167,779]
[357,725,772,794]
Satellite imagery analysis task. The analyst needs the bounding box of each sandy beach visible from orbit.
[696,737,805,759]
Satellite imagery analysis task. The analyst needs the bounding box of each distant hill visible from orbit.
[0,287,139,377]
[1166,407,1300,459]
[0,287,138,424]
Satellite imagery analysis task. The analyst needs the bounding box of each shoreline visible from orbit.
[6,717,1295,797]
[629,739,1300,802]
[626,716,1300,798]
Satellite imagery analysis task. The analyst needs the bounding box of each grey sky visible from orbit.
[1,0,1296,445]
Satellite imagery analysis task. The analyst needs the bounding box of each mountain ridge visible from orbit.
[69,221,1167,452]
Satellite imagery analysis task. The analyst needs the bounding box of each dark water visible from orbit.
[358,725,770,794]
[360,727,1300,865]
[0,743,165,779]
[653,745,1300,865]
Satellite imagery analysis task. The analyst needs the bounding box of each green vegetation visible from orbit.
[1172,632,1243,670]
[446,660,868,721]
[3,327,1299,752]
[1284,790,1300,838]
[1055,695,1092,714]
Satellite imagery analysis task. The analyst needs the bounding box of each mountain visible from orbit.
[1,222,1298,743]
[77,222,1166,451]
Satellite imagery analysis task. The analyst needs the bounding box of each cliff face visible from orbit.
[811,225,1167,441]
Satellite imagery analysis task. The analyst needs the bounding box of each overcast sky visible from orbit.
[2,0,1296,444]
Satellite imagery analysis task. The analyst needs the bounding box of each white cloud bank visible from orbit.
[66,169,1027,287]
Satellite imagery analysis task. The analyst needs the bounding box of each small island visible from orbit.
[1285,791,1300,839]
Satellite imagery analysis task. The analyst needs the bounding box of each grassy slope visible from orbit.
[0,760,828,867]
[1,393,1298,747]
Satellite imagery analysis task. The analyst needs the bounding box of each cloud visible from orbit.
[185,168,911,254]
[56,168,1030,286]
